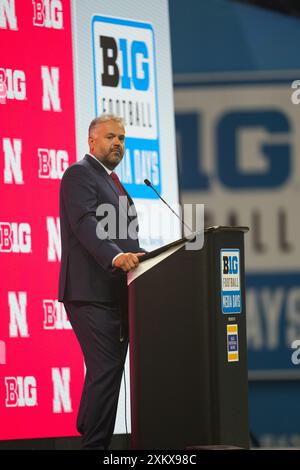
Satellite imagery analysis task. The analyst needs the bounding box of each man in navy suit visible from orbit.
[58,114,145,450]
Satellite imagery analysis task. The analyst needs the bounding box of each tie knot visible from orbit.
[111,171,120,183]
[111,171,126,195]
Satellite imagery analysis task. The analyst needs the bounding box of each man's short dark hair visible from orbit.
[88,114,125,136]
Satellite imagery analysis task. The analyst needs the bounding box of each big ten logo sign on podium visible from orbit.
[221,249,241,314]
[175,83,300,368]
[92,16,161,198]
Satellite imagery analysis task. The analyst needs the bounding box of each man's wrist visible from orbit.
[112,252,124,267]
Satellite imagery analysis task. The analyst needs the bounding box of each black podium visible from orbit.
[128,226,249,450]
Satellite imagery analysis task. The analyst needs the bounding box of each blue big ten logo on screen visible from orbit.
[221,249,241,314]
[92,16,161,198]
[176,108,291,191]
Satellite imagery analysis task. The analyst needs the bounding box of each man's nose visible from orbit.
[113,136,123,146]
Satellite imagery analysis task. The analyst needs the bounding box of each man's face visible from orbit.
[88,120,125,170]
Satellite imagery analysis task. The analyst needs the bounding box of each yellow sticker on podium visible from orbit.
[227,324,239,362]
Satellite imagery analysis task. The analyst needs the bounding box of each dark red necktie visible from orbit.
[111,171,127,195]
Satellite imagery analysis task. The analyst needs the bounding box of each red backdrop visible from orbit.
[0,0,83,439]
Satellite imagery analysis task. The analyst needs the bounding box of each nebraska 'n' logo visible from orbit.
[0,0,18,30]
[2,137,24,184]
[41,66,61,112]
[8,291,29,338]
[52,368,72,413]
[47,217,61,261]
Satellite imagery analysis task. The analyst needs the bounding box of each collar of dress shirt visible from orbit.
[87,153,112,175]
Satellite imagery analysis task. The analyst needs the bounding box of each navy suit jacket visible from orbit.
[58,154,143,302]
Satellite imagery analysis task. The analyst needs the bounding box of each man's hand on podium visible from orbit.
[113,252,145,272]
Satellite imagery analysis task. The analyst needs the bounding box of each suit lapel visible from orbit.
[84,154,119,199]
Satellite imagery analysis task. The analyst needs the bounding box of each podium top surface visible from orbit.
[139,225,249,263]
[205,225,249,234]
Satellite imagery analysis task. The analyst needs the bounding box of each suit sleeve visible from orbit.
[61,165,123,271]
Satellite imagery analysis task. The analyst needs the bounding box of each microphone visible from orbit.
[144,179,193,234]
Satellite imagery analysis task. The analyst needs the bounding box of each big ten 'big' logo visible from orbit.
[221,249,241,314]
[5,376,37,407]
[175,109,291,191]
[43,300,71,330]
[222,254,239,275]
[100,34,149,92]
[0,223,31,253]
[38,148,69,179]
[0,68,26,104]
[92,16,161,198]
[92,16,157,136]
[32,0,63,29]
